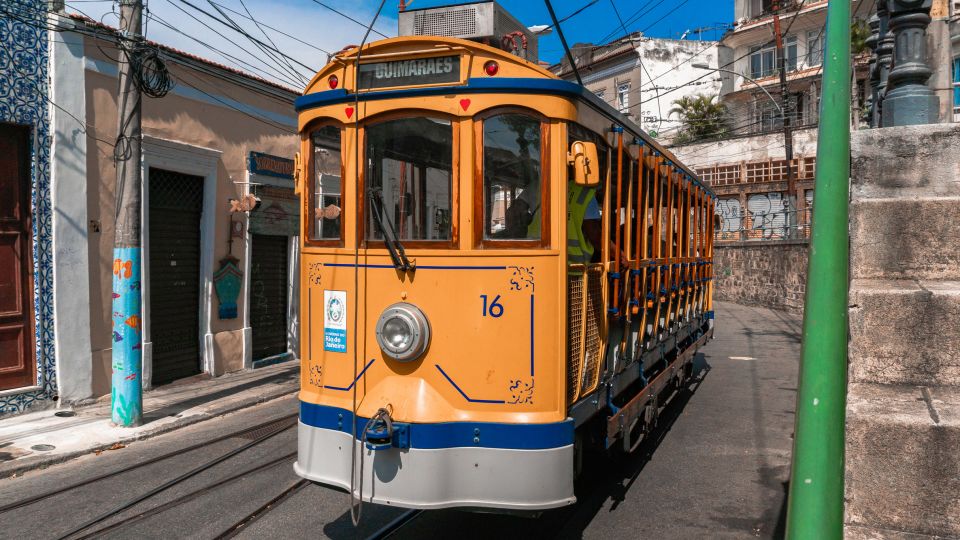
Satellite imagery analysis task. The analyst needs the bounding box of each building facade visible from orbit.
[671,0,876,243]
[549,34,723,144]
[0,4,302,416]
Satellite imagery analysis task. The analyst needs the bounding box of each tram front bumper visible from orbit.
[293,420,576,510]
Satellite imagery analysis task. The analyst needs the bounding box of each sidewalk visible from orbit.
[0,361,299,479]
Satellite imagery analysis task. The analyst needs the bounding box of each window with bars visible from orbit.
[953,57,959,117]
[753,99,782,132]
[617,83,630,113]
[807,30,823,67]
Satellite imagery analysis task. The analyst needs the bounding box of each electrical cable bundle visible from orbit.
[130,44,175,98]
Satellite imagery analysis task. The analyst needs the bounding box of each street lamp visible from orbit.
[691,61,798,239]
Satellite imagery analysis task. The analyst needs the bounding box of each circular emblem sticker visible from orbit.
[327,296,344,324]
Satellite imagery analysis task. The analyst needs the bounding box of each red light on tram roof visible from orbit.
[483,60,499,76]
[328,75,339,89]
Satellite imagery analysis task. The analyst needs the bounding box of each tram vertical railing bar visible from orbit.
[785,0,851,537]
[348,0,388,529]
[111,0,144,427]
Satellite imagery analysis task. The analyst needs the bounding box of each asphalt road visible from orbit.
[0,301,799,540]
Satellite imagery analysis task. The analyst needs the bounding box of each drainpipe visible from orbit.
[784,0,850,538]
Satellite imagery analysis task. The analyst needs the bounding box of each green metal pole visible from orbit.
[786,0,851,538]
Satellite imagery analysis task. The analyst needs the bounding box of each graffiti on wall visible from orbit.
[746,192,788,239]
[715,192,795,240]
[716,197,742,240]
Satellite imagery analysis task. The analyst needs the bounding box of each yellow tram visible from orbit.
[293,35,715,510]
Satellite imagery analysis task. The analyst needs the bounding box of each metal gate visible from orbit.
[149,168,204,385]
[250,234,289,359]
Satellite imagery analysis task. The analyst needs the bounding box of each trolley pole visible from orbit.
[111,0,144,427]
[772,0,798,238]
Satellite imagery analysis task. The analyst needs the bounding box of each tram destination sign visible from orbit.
[358,55,460,90]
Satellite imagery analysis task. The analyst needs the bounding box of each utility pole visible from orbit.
[111,0,143,427]
[772,0,797,238]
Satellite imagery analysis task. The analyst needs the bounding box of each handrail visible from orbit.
[785,0,850,538]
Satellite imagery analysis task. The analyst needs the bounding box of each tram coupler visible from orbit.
[363,408,410,451]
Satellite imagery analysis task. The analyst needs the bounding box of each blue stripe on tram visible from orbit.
[299,401,574,450]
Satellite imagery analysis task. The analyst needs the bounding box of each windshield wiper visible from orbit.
[367,188,414,272]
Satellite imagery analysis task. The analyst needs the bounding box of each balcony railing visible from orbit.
[697,156,816,187]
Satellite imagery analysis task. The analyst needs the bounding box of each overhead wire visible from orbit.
[607,0,663,130]
[161,0,307,86]
[147,7,304,89]
[170,0,318,74]
[207,0,330,55]
[309,0,389,39]
[544,0,601,31]
[596,0,664,44]
[207,0,309,86]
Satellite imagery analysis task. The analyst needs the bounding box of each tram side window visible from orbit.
[365,117,453,242]
[312,125,342,241]
[482,113,542,240]
[567,123,607,263]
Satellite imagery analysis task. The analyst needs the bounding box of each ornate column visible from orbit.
[875,0,895,124]
[865,13,880,127]
[881,0,940,126]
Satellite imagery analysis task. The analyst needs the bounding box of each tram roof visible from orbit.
[298,36,713,196]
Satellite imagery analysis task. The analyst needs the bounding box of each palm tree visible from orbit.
[851,19,870,55]
[669,94,729,145]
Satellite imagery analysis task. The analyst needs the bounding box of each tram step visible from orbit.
[844,382,960,538]
[850,197,960,281]
[849,279,960,387]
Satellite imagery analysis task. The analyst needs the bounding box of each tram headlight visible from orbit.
[375,302,430,362]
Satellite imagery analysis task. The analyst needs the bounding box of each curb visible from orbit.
[0,384,297,480]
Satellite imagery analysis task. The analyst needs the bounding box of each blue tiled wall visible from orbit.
[0,0,56,415]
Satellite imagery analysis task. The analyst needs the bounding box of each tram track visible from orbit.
[54,416,297,539]
[213,478,310,539]
[0,411,298,514]
[71,451,297,540]
[365,509,424,540]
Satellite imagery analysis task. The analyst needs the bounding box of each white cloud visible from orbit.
[70,0,399,89]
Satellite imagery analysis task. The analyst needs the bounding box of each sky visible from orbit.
[67,0,733,89]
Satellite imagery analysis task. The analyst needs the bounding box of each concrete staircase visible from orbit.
[845,124,960,539]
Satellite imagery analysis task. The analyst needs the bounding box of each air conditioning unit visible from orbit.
[398,1,538,61]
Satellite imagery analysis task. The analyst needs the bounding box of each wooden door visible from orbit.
[0,124,36,391]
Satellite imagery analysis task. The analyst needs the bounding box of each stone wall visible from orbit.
[714,240,809,314]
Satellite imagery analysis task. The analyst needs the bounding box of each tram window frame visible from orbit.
[567,123,608,263]
[474,107,551,249]
[360,111,459,249]
[305,120,345,247]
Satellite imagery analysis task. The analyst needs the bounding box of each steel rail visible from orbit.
[56,418,296,540]
[785,0,851,537]
[366,509,424,540]
[213,478,309,539]
[72,452,297,540]
[0,412,298,514]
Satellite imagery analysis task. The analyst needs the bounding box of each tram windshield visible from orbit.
[482,113,542,240]
[365,117,453,242]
